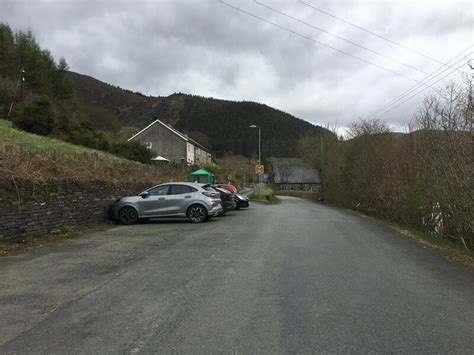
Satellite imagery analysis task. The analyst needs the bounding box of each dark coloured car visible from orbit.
[202,184,237,215]
[112,182,223,224]
[214,186,238,214]
[233,193,250,209]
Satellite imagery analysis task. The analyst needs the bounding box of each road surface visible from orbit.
[1,196,473,353]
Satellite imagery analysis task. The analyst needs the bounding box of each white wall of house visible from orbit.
[194,146,210,165]
[186,142,195,164]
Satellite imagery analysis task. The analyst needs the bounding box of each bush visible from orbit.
[15,95,56,135]
[251,186,274,202]
[62,120,110,151]
[110,141,155,164]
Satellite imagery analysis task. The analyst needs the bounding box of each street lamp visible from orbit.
[249,124,260,165]
[249,124,261,183]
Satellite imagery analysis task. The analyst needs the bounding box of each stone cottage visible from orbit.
[271,164,321,192]
[128,119,212,165]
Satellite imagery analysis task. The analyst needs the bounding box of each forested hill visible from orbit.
[68,71,328,157]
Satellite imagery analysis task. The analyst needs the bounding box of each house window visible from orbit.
[145,142,153,149]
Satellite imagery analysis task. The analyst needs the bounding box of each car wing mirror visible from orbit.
[139,191,150,199]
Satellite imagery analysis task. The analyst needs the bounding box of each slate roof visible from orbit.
[273,164,320,184]
[128,118,210,153]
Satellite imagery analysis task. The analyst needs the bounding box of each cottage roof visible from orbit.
[127,119,210,153]
[273,164,320,184]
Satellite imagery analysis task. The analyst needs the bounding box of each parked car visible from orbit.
[112,182,223,224]
[202,184,237,215]
[233,193,250,209]
[214,186,238,214]
[215,183,238,194]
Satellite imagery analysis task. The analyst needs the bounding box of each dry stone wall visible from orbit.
[0,180,149,242]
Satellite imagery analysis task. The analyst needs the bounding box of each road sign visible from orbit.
[255,164,264,175]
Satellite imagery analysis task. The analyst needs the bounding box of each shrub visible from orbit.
[110,141,154,164]
[251,186,274,202]
[15,95,56,135]
[62,120,110,151]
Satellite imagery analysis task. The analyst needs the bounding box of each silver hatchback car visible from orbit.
[112,182,223,224]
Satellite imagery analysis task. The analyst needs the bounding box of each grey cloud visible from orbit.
[1,0,472,132]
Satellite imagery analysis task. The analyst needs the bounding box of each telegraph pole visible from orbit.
[7,69,25,120]
[320,134,324,201]
[249,124,261,184]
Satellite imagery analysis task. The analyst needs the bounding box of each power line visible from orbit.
[255,0,447,82]
[218,0,441,88]
[368,62,468,119]
[298,0,467,75]
[367,47,472,119]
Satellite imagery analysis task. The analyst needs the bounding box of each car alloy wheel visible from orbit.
[188,205,208,223]
[118,206,139,225]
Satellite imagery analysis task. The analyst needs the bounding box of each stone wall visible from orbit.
[0,180,149,242]
[275,183,321,192]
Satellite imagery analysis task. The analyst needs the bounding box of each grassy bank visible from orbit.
[0,119,190,184]
[0,118,127,162]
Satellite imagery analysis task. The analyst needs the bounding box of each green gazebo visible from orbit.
[189,168,215,184]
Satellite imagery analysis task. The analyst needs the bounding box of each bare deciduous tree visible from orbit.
[308,79,473,251]
[346,118,391,139]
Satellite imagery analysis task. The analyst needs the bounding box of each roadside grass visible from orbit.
[277,191,473,270]
[0,118,129,163]
[0,223,115,257]
[352,212,474,270]
[250,186,280,204]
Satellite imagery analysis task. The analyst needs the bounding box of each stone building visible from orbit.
[271,164,321,192]
[128,119,212,165]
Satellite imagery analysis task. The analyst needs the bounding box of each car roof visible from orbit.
[150,182,202,189]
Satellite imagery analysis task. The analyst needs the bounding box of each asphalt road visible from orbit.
[1,196,473,353]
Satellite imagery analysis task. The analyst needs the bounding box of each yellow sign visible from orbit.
[255,164,264,175]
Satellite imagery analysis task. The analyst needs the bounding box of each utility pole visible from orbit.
[469,59,473,137]
[7,69,25,120]
[249,124,261,184]
[320,135,324,201]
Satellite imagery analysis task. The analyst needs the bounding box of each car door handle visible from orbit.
[158,198,166,201]
[184,196,192,198]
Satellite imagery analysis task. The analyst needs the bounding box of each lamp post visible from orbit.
[249,124,261,183]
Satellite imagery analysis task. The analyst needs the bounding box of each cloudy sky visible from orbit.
[2,0,473,132]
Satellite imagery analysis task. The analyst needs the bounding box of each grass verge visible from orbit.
[351,211,474,270]
[250,186,280,204]
[0,223,115,257]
